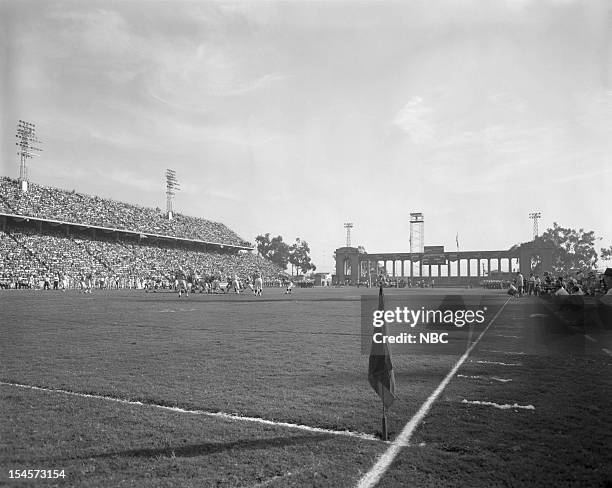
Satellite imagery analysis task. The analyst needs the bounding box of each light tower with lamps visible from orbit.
[529,212,542,239]
[344,222,354,247]
[15,120,42,193]
[165,169,180,220]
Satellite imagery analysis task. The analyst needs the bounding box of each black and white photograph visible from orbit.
[1,0,611,486]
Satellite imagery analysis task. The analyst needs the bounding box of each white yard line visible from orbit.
[461,399,534,410]
[472,360,521,366]
[457,374,513,383]
[0,381,380,442]
[355,297,511,488]
[481,350,526,355]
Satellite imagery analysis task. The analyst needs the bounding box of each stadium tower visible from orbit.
[15,120,42,193]
[344,222,354,247]
[165,169,180,220]
[409,212,424,253]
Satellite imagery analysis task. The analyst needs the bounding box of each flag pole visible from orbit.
[382,403,388,441]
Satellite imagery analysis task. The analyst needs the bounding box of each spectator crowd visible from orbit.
[505,270,607,298]
[0,177,288,290]
[0,177,251,247]
[0,227,283,290]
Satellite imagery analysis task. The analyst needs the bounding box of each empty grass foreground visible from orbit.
[1,287,611,487]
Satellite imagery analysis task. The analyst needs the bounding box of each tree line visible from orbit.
[255,234,316,276]
[517,223,611,274]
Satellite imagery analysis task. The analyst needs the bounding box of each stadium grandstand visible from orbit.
[0,177,284,289]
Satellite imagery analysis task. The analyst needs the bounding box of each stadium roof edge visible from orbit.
[0,212,255,251]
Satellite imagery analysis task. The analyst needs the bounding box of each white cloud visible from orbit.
[393,97,435,143]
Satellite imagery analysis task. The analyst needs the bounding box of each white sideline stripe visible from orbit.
[457,375,512,383]
[356,297,511,488]
[0,382,380,442]
[472,360,521,366]
[490,334,521,339]
[158,308,199,313]
[462,399,535,410]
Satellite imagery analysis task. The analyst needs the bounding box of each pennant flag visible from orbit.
[368,286,396,409]
[456,232,459,250]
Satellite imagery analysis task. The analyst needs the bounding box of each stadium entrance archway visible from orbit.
[334,241,554,286]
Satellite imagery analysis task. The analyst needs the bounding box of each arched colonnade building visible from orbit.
[334,241,554,286]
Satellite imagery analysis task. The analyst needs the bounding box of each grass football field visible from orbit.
[1,287,611,487]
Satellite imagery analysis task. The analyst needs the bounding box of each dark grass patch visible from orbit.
[379,300,612,488]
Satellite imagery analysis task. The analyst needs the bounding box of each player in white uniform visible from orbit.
[226,274,240,294]
[176,268,188,298]
[285,279,294,294]
[253,272,263,296]
[62,273,69,291]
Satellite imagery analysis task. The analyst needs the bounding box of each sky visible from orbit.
[1,0,611,272]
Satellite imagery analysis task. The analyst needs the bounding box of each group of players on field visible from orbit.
[167,270,294,297]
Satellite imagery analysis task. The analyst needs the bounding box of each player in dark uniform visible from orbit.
[186,271,194,295]
[84,271,93,294]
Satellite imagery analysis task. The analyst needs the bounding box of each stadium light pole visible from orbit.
[344,222,354,247]
[165,169,180,220]
[529,212,541,239]
[15,120,42,193]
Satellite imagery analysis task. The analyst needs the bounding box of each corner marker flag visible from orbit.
[368,285,396,409]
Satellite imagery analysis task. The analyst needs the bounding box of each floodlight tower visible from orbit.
[165,169,180,220]
[409,212,424,253]
[15,120,42,192]
[529,212,541,239]
[344,222,354,247]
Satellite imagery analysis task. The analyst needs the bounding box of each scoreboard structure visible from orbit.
[422,246,447,266]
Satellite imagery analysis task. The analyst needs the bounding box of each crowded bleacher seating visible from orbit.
[0,226,283,290]
[0,177,286,289]
[0,177,251,247]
